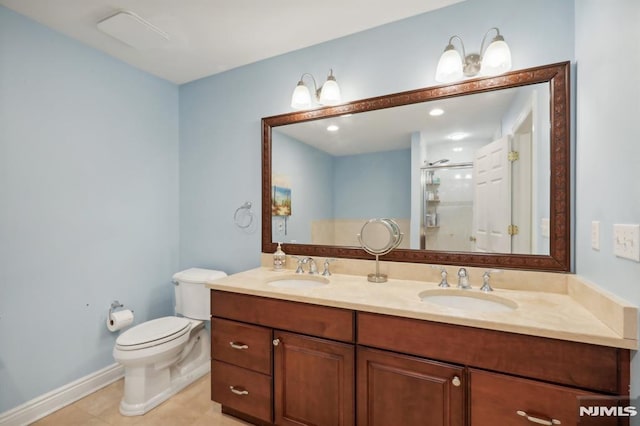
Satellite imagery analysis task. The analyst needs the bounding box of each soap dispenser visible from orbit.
[273,242,286,270]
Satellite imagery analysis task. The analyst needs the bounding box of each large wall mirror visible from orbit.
[262,62,570,271]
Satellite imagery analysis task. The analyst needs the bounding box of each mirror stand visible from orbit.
[357,218,403,283]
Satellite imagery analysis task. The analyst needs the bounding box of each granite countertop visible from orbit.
[206,266,638,350]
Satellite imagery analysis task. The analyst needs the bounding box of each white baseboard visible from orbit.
[0,363,124,426]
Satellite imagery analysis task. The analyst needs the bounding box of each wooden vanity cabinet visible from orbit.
[210,290,355,426]
[210,291,631,426]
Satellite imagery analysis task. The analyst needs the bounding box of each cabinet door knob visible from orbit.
[451,376,461,387]
[272,338,280,346]
[229,341,249,350]
[229,385,249,396]
[516,410,561,425]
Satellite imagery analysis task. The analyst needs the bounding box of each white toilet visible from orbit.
[113,268,226,416]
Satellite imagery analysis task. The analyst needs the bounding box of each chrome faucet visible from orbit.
[480,271,493,292]
[292,256,305,274]
[480,270,501,292]
[431,266,449,288]
[457,268,471,289]
[322,258,336,276]
[302,257,318,275]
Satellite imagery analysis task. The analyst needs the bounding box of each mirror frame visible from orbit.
[262,61,570,272]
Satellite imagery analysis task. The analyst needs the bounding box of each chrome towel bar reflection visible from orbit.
[421,161,473,170]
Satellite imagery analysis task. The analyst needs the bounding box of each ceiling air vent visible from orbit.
[97,11,169,49]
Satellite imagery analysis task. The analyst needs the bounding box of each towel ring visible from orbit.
[234,201,254,229]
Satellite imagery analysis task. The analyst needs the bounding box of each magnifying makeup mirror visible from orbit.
[357,218,403,283]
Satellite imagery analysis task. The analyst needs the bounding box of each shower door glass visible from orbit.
[421,164,475,251]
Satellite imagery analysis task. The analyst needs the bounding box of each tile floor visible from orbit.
[31,373,251,426]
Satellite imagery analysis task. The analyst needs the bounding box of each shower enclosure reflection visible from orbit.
[421,161,475,251]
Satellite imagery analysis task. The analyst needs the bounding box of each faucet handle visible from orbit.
[322,258,336,276]
[480,269,502,292]
[292,256,305,274]
[431,265,449,288]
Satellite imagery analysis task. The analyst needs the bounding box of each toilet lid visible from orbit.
[116,316,191,349]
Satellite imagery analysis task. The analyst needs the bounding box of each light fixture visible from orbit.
[435,27,512,83]
[291,69,341,109]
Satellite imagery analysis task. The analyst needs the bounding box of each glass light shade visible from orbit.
[291,82,312,109]
[480,38,512,76]
[435,46,464,83]
[319,78,341,106]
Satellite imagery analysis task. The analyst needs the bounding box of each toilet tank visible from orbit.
[173,268,227,320]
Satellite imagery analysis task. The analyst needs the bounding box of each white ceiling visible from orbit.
[273,84,541,157]
[0,0,464,84]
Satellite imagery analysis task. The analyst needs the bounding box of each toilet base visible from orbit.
[119,328,210,416]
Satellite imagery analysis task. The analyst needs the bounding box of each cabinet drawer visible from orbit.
[211,360,272,423]
[357,312,623,393]
[211,318,272,375]
[211,290,354,342]
[470,369,619,426]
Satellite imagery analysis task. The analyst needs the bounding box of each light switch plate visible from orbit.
[613,224,640,261]
[591,221,600,250]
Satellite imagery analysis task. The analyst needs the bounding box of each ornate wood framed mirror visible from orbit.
[262,62,570,271]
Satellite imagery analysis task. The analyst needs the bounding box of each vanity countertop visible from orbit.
[206,267,637,350]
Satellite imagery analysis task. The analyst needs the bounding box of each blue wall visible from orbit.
[575,0,640,411]
[333,149,411,219]
[270,129,410,243]
[0,7,179,412]
[271,131,334,244]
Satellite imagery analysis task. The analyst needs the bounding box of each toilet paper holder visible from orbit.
[109,300,131,321]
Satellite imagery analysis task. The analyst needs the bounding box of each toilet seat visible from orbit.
[116,317,191,351]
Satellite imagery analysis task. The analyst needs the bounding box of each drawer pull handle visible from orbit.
[229,386,249,396]
[229,342,249,350]
[273,338,280,346]
[516,410,561,425]
[451,376,461,387]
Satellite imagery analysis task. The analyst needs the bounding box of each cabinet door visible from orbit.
[357,347,464,426]
[470,369,620,426]
[274,331,355,426]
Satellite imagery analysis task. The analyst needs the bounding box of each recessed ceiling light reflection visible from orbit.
[429,108,444,116]
[340,114,353,118]
[327,124,339,132]
[454,174,462,179]
[452,147,463,152]
[465,174,472,179]
[448,132,469,141]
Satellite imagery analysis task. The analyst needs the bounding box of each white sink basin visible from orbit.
[266,275,329,289]
[418,289,517,313]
